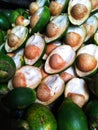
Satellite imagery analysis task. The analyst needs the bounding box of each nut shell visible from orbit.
[36,83,51,102]
[64,32,81,47]
[12,72,26,88]
[49,1,63,16]
[76,53,97,72]
[15,16,25,26]
[67,93,85,107]
[71,4,88,20]
[46,43,57,55]
[46,22,59,37]
[49,53,66,70]
[30,14,39,28]
[8,33,21,47]
[29,2,39,14]
[24,45,40,59]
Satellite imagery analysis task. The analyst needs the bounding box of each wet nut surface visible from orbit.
[64,32,82,47]
[49,54,66,70]
[24,45,40,59]
[8,33,21,47]
[46,43,57,55]
[15,16,25,26]
[29,2,39,14]
[71,4,88,20]
[30,14,40,28]
[46,22,59,37]
[12,72,26,88]
[36,83,51,102]
[49,1,63,16]
[76,53,97,72]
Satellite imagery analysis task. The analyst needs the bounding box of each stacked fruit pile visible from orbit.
[0,0,98,130]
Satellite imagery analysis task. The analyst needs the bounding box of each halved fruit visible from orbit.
[15,15,30,26]
[29,0,50,14]
[5,25,28,52]
[91,0,98,12]
[83,14,98,42]
[68,0,92,25]
[36,0,50,7]
[44,13,69,44]
[49,0,69,16]
[64,77,89,107]
[94,29,98,45]
[44,45,76,74]
[0,54,16,83]
[75,44,98,77]
[24,33,46,65]
[8,65,42,89]
[36,74,65,105]
[94,12,98,19]
[42,40,62,60]
[12,48,25,69]
[60,66,76,83]
[64,25,87,51]
[30,6,50,34]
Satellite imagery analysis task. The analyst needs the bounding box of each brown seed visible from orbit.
[60,72,74,82]
[7,29,11,35]
[91,0,98,10]
[36,83,51,102]
[40,67,48,79]
[12,72,26,88]
[46,43,57,55]
[7,53,15,58]
[29,2,39,14]
[70,4,88,20]
[24,45,40,59]
[76,53,97,72]
[8,33,21,47]
[49,53,66,70]
[49,1,63,16]
[15,15,25,26]
[46,22,59,37]
[67,92,85,107]
[84,24,95,39]
[30,14,39,28]
[64,32,81,47]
